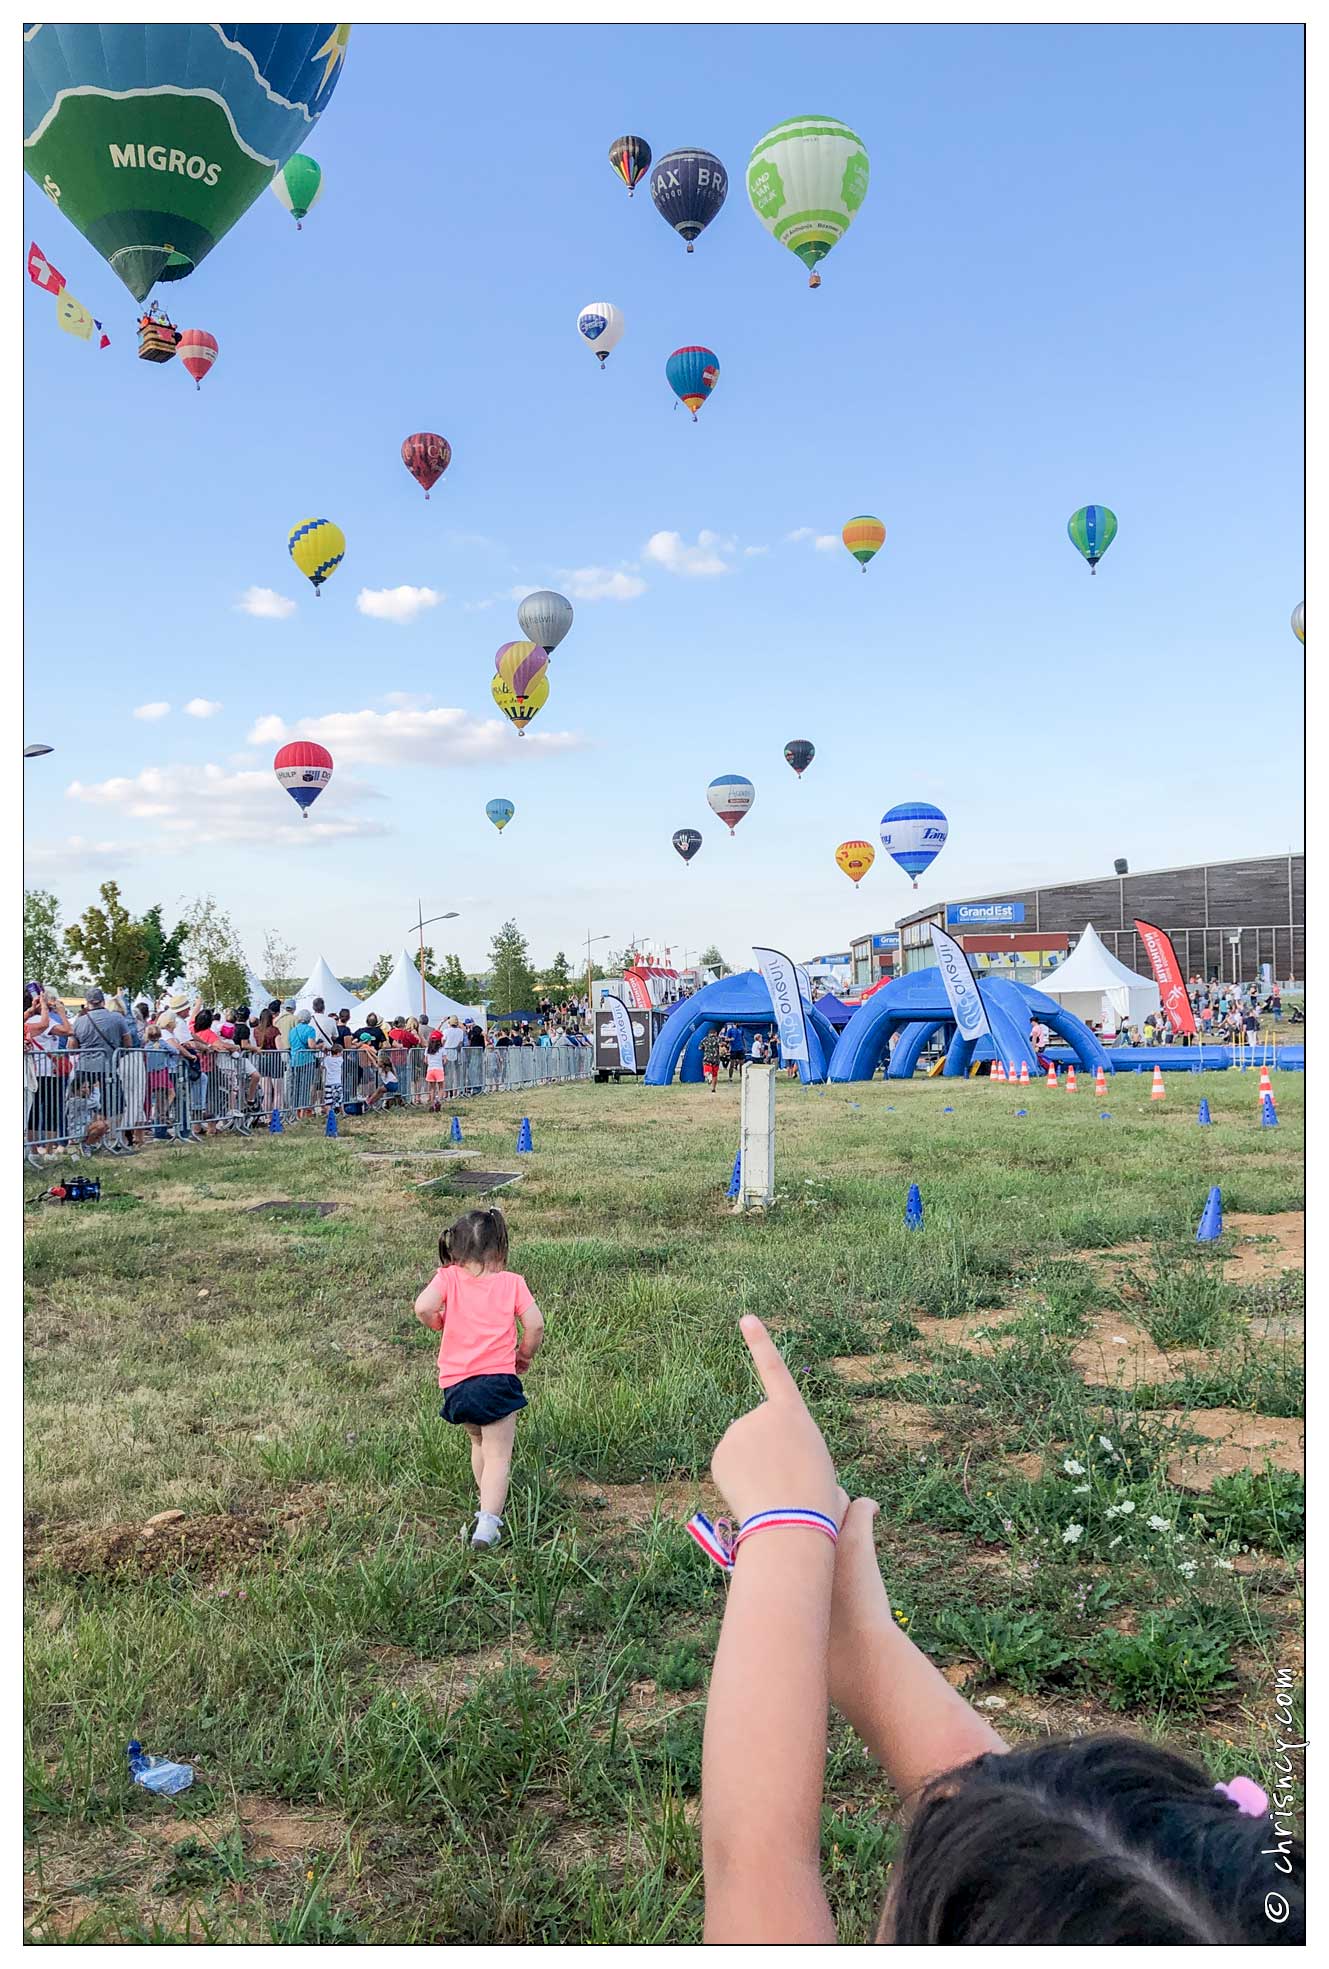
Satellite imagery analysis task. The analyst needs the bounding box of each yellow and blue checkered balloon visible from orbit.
[288,517,345,594]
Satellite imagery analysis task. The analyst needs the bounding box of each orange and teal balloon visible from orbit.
[842,516,884,571]
[666,345,719,421]
[494,641,548,702]
[835,840,875,885]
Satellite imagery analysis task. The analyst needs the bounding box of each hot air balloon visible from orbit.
[1067,506,1118,573]
[177,328,217,391]
[23,24,350,300]
[666,346,719,420]
[494,641,549,702]
[835,840,875,885]
[288,518,345,597]
[609,134,651,195]
[879,802,948,889]
[274,740,333,818]
[517,590,573,654]
[650,147,727,252]
[707,774,755,834]
[746,116,870,289]
[577,300,624,367]
[270,152,324,229]
[842,515,885,571]
[492,671,548,737]
[486,798,515,834]
[401,432,451,499]
[784,739,815,777]
[1292,601,1304,643]
[672,827,702,864]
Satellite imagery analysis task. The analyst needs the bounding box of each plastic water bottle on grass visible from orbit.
[127,1740,194,1796]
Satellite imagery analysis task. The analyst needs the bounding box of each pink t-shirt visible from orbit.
[433,1265,535,1386]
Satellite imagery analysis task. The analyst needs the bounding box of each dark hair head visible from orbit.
[885,1735,1304,1945]
[194,1008,214,1032]
[439,1207,509,1271]
[267,1000,281,1015]
[312,997,324,1013]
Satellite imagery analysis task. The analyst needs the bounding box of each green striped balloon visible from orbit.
[746,115,869,286]
[270,153,324,228]
[1067,505,1118,573]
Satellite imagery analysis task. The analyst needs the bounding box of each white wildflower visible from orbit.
[1098,1435,1114,1452]
[1148,1514,1172,1532]
[1062,1523,1084,1545]
[1115,1500,1136,1515]
[1179,1560,1198,1578]
[1213,1558,1235,1571]
[1063,1458,1086,1476]
[1073,1484,1090,1495]
[1108,1535,1123,1548]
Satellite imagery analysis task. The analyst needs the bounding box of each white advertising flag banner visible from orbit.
[929,925,993,1043]
[752,946,811,1065]
[603,992,638,1070]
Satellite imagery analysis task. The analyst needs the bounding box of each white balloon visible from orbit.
[518,590,574,653]
[577,300,624,364]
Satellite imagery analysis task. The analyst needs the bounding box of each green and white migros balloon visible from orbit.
[747,115,869,287]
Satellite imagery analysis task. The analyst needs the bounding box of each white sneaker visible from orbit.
[470,1512,503,1549]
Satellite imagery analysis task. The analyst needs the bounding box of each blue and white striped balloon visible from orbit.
[879,802,948,887]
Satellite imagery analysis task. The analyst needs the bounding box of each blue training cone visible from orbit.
[1261,1094,1279,1129]
[450,1114,463,1145]
[1196,1185,1222,1243]
[516,1116,533,1154]
[269,1108,283,1134]
[726,1149,741,1199]
[904,1182,923,1231]
[325,1107,339,1138]
[1197,1098,1212,1127]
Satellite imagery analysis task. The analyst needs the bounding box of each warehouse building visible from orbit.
[895,853,1304,985]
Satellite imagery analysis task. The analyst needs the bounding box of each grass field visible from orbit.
[24,1069,1304,1943]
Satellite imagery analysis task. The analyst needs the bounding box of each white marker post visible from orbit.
[738,1062,776,1209]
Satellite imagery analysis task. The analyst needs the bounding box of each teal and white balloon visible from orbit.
[517,590,574,653]
[270,153,324,230]
[577,300,624,367]
[746,115,870,288]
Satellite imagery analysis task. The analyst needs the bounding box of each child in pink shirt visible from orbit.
[414,1207,544,1549]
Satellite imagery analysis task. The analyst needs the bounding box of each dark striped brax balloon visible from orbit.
[650,148,727,251]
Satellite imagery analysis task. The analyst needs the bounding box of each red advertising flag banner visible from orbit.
[1133,919,1197,1036]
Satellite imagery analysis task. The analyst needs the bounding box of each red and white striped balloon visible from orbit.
[177,328,218,391]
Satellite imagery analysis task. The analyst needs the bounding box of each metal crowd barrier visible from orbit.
[23,1039,593,1163]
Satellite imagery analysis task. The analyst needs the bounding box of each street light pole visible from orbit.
[410,903,460,1022]
[584,930,609,1013]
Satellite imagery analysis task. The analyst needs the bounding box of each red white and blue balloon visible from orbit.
[274,740,333,817]
[707,773,755,833]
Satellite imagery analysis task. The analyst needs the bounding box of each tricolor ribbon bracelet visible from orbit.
[686,1507,839,1571]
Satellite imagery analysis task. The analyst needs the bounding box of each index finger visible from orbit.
[739,1314,801,1404]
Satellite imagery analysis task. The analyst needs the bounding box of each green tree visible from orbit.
[362,952,394,994]
[179,894,248,1009]
[541,950,573,996]
[137,903,189,1000]
[488,920,536,1017]
[699,944,730,977]
[23,888,68,990]
[260,930,297,999]
[437,952,478,1003]
[63,881,150,994]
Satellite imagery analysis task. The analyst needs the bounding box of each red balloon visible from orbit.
[177,329,218,391]
[401,432,451,499]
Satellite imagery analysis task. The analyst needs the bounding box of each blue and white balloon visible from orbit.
[577,300,624,366]
[879,802,948,888]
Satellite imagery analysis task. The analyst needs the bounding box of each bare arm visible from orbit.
[701,1317,840,1945]
[414,1275,445,1332]
[515,1302,544,1370]
[828,1500,1008,1806]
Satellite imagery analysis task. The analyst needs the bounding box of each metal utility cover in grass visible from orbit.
[412,1171,522,1194]
[358,1150,472,1163]
[246,1200,338,1218]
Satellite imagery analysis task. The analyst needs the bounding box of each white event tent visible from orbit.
[354,949,486,1029]
[1036,923,1160,1032]
[242,964,272,1011]
[294,955,353,1009]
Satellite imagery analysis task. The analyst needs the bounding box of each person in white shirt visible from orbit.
[309,997,342,1111]
[440,1014,466,1096]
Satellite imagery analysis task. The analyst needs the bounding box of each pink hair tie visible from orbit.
[1215,1777,1268,1817]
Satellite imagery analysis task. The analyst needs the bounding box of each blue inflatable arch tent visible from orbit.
[827,968,1113,1081]
[644,970,840,1086]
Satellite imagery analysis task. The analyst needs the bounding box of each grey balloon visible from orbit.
[517,589,574,653]
[1292,600,1304,644]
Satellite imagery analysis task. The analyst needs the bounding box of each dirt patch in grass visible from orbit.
[1071,1312,1208,1389]
[367,1642,556,1709]
[1158,1410,1304,1493]
[562,1476,725,1526]
[854,1402,947,1451]
[29,1509,277,1580]
[1223,1211,1304,1283]
[915,1310,1023,1353]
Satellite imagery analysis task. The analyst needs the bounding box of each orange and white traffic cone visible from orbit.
[1018,1061,1030,1085]
[993,1060,1005,1082]
[1046,1062,1058,1087]
[1257,1064,1276,1110]
[1007,1060,1017,1082]
[1067,1065,1078,1092]
[1150,1064,1166,1101]
[1094,1064,1107,1097]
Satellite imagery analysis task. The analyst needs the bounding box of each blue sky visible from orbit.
[24,23,1304,980]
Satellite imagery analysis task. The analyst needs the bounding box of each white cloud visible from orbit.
[561,566,646,602]
[744,545,770,557]
[462,598,495,613]
[785,527,816,543]
[237,586,297,620]
[133,701,171,721]
[642,529,735,578]
[66,761,389,848]
[814,534,838,552]
[356,584,444,625]
[184,697,222,719]
[248,706,586,768]
[24,835,141,874]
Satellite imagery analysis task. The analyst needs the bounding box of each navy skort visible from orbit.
[440,1373,528,1427]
